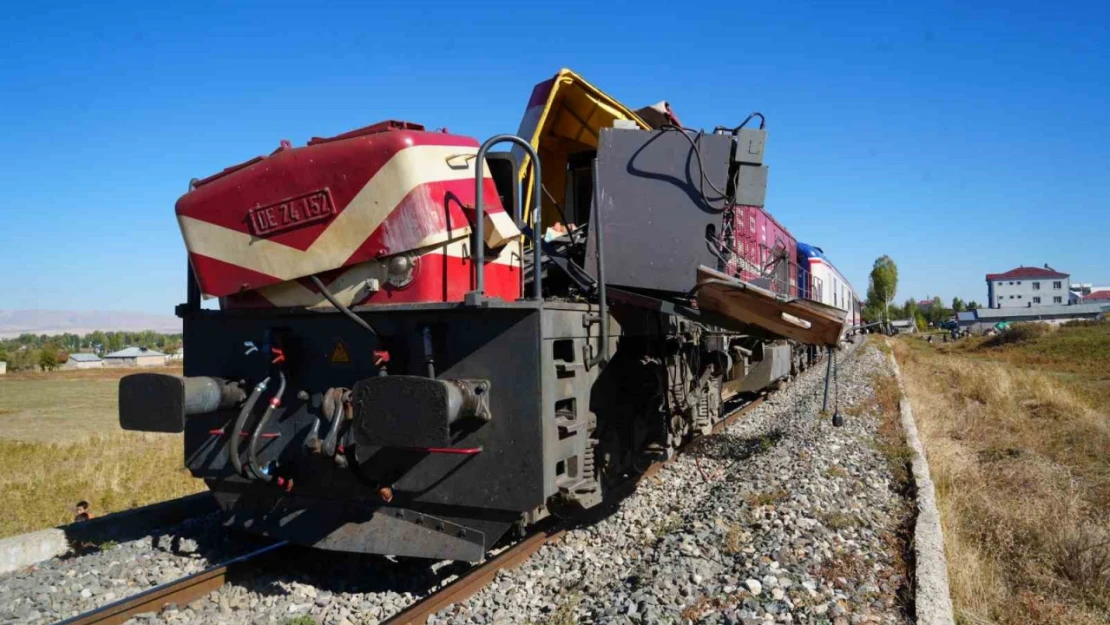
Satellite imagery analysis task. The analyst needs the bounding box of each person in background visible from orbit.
[74,501,93,522]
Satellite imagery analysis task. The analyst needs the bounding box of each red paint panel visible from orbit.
[189,253,280,297]
[176,128,482,253]
[526,77,556,109]
[222,253,521,309]
[728,205,799,298]
[340,177,505,267]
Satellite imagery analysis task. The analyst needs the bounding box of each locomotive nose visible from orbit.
[119,373,246,433]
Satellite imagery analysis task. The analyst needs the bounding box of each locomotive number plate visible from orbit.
[248,188,336,237]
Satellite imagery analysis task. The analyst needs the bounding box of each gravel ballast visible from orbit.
[0,339,910,625]
[433,339,912,624]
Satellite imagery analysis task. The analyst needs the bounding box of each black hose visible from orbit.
[309,275,377,336]
[228,377,269,478]
[714,112,766,134]
[658,125,730,211]
[248,370,286,483]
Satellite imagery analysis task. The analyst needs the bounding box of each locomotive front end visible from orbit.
[119,121,567,561]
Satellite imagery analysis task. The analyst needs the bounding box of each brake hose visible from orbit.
[309,275,377,336]
[228,376,269,477]
[248,370,287,483]
[322,397,345,457]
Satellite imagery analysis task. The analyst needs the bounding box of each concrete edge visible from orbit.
[885,340,956,625]
[0,492,218,575]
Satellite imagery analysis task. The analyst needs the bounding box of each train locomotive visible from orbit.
[121,69,859,561]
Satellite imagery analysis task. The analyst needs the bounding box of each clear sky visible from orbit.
[1,1,1107,314]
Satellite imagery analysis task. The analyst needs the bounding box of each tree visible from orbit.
[915,312,928,331]
[967,300,981,310]
[107,333,124,353]
[39,349,57,372]
[88,330,107,354]
[924,296,944,325]
[952,297,965,313]
[902,297,918,320]
[868,256,899,324]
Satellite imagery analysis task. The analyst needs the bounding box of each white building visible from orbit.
[986,265,1070,309]
[103,347,167,368]
[63,353,103,369]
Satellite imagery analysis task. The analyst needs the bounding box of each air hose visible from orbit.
[248,370,287,483]
[228,377,269,477]
[322,396,345,458]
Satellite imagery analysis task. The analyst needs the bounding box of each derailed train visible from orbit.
[122,70,860,561]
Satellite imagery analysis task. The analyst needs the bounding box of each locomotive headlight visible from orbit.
[386,254,416,288]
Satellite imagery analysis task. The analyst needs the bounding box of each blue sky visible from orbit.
[0,1,1107,314]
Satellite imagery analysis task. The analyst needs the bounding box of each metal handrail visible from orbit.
[471,135,543,302]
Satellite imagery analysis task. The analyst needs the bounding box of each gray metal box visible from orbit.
[731,128,766,165]
[733,164,768,207]
[587,128,733,295]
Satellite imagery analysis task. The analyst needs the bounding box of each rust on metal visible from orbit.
[53,541,287,625]
[382,528,565,625]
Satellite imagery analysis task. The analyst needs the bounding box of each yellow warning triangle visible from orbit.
[330,341,350,363]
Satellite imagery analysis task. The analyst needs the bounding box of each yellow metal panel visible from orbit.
[515,69,650,229]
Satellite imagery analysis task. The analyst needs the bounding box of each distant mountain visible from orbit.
[0,310,181,338]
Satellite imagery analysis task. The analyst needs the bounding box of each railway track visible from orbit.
[51,541,287,625]
[52,395,767,625]
[381,394,764,625]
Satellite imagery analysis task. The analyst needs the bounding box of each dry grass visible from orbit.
[0,365,202,537]
[745,487,790,507]
[526,592,581,625]
[851,352,916,613]
[0,434,202,537]
[723,523,745,554]
[893,337,1110,624]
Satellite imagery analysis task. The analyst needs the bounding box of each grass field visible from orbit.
[0,366,204,538]
[894,322,1110,625]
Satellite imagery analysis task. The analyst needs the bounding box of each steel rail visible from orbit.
[55,389,775,625]
[383,394,766,625]
[52,541,288,625]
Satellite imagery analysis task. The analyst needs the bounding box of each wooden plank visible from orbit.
[696,266,846,346]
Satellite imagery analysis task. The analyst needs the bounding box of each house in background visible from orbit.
[890,318,917,334]
[63,353,103,369]
[986,264,1070,308]
[957,302,1109,333]
[102,347,167,368]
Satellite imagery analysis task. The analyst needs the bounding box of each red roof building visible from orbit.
[985,265,1069,281]
[1083,290,1110,302]
[986,264,1070,309]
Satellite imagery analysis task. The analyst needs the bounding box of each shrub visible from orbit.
[982,322,1049,348]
